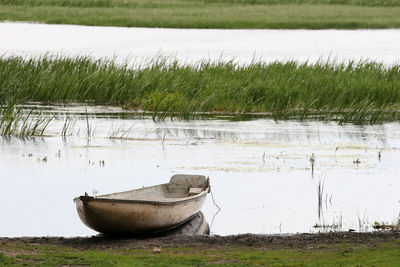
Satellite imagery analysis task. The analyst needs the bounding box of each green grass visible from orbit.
[1,0,400,29]
[3,0,400,8]
[1,56,400,124]
[1,240,400,266]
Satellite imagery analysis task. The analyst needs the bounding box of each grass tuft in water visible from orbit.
[0,102,53,137]
[1,56,400,124]
[373,214,400,230]
[61,115,77,137]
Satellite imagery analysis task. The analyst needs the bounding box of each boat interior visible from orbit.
[99,174,209,202]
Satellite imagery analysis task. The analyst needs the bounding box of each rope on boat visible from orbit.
[209,188,221,234]
[210,188,221,212]
[208,176,221,212]
[207,176,221,234]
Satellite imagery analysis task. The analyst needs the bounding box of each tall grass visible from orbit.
[1,56,400,124]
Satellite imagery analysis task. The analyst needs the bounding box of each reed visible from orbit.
[61,115,76,137]
[84,107,94,138]
[317,180,324,220]
[108,124,134,140]
[1,56,400,124]
[0,102,53,136]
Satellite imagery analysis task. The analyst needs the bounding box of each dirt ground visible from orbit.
[1,231,399,250]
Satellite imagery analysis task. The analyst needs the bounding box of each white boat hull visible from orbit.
[74,174,209,234]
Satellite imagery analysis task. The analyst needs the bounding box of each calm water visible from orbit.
[1,106,400,237]
[1,22,400,64]
[1,23,399,236]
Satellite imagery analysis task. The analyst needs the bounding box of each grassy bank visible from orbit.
[1,56,400,124]
[1,0,400,29]
[1,235,400,266]
[2,245,400,266]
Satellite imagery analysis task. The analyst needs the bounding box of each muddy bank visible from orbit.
[1,232,399,250]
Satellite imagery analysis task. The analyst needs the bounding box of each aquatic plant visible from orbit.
[310,153,315,175]
[317,180,324,220]
[0,102,53,137]
[313,215,342,231]
[108,124,134,140]
[84,108,94,138]
[373,221,400,230]
[1,56,400,124]
[61,115,77,137]
[373,213,400,230]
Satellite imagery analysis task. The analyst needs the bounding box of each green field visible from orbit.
[1,239,400,266]
[1,0,400,29]
[1,56,400,124]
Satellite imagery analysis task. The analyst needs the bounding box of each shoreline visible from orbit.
[2,232,400,265]
[2,231,400,249]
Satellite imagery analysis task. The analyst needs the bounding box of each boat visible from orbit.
[74,174,210,235]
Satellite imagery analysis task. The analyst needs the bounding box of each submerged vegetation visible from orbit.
[1,0,400,29]
[1,56,400,124]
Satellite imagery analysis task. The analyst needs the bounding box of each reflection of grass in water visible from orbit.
[313,215,343,231]
[0,102,53,137]
[84,107,96,138]
[61,115,77,137]
[2,56,400,124]
[316,176,335,228]
[1,0,400,29]
[108,124,135,140]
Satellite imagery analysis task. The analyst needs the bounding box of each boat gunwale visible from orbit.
[73,186,210,206]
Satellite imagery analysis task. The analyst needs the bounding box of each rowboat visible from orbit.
[74,174,210,235]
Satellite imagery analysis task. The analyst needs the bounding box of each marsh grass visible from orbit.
[84,108,95,138]
[1,56,400,124]
[2,0,400,29]
[318,180,324,220]
[61,115,76,137]
[0,102,53,137]
[108,124,135,140]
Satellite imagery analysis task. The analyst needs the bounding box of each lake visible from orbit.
[1,105,399,236]
[1,22,400,65]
